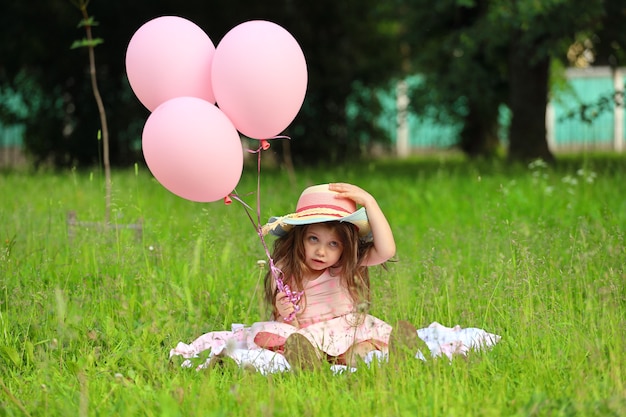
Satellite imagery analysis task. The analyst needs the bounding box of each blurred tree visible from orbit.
[2,0,623,167]
[0,0,87,167]
[589,0,626,67]
[70,0,114,222]
[400,0,609,162]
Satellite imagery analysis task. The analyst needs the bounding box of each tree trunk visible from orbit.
[458,100,501,158]
[507,36,555,163]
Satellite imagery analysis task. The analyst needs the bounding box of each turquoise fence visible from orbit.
[375,76,460,150]
[0,123,25,147]
[548,67,624,151]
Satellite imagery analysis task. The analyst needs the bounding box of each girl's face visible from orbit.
[302,223,344,272]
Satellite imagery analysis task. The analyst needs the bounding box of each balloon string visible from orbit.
[229,137,302,322]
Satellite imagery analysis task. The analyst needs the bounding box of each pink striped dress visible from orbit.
[249,268,392,358]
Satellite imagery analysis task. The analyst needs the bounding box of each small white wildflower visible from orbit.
[528,159,547,170]
[576,168,597,183]
[256,259,267,268]
[148,246,154,251]
[562,175,578,186]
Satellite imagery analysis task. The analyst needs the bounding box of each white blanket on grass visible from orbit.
[169,321,501,375]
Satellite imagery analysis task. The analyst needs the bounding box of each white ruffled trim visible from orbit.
[170,321,501,374]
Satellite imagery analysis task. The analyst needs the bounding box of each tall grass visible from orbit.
[1,155,625,416]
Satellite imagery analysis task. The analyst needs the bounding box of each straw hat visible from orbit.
[261,184,371,239]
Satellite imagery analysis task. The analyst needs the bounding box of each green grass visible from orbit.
[1,154,625,416]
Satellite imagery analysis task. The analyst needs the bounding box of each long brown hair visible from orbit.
[263,222,374,318]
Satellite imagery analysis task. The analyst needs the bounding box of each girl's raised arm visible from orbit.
[328,183,396,265]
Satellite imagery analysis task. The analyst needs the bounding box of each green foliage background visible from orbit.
[2,0,626,166]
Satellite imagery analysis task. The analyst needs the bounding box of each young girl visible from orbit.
[249,182,419,369]
[169,182,424,373]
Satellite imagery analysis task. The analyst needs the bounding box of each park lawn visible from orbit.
[1,154,625,416]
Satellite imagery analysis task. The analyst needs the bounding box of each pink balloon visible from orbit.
[212,20,308,139]
[126,16,216,111]
[142,97,243,202]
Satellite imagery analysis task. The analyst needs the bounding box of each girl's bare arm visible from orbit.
[329,182,396,265]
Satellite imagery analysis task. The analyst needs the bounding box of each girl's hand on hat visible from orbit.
[328,183,375,208]
[275,291,298,325]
